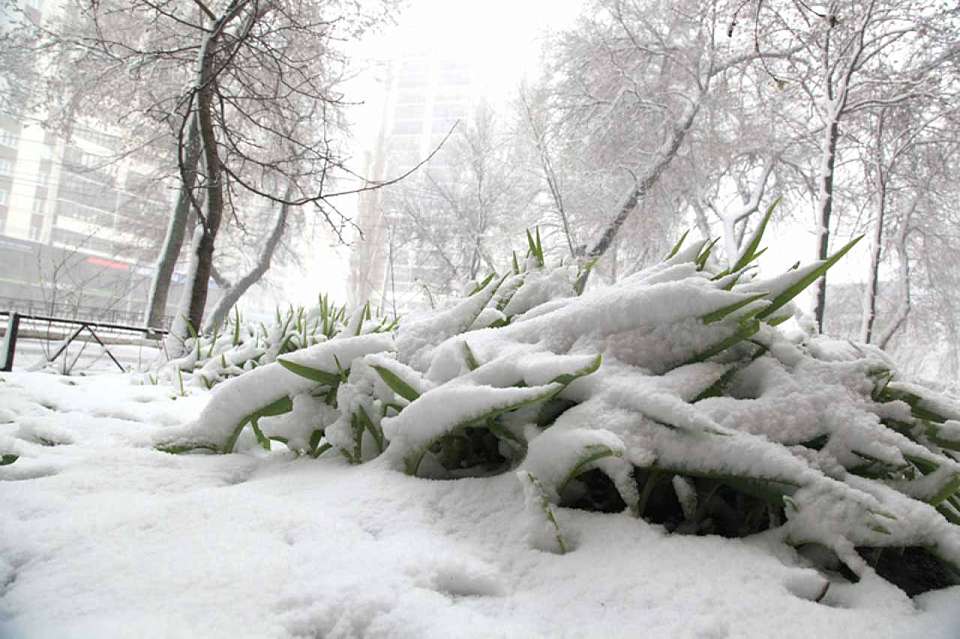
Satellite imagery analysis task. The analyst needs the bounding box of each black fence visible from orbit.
[0,296,173,330]
[1,311,168,372]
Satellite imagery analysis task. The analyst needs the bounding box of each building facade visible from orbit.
[0,0,199,327]
[348,44,480,313]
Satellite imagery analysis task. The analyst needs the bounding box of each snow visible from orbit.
[168,252,960,587]
[382,382,562,472]
[398,276,501,371]
[499,263,577,317]
[4,248,960,637]
[158,334,393,452]
[2,370,960,638]
[521,426,630,501]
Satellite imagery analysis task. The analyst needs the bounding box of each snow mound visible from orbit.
[130,230,960,597]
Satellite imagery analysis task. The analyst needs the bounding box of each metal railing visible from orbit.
[1,311,168,373]
[0,296,173,330]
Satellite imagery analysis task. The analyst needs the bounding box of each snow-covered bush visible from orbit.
[156,224,960,596]
[154,295,397,391]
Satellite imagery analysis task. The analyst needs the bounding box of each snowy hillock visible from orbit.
[154,226,960,599]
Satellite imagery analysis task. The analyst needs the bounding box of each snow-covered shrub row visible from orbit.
[157,225,960,595]
[153,295,397,391]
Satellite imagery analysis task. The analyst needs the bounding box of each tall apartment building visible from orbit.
[0,99,190,322]
[0,0,193,327]
[348,44,479,313]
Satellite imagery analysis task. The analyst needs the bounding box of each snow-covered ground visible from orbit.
[1,371,958,639]
[6,338,161,374]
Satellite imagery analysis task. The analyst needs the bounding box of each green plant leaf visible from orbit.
[732,197,780,272]
[685,318,761,364]
[930,474,960,507]
[469,272,496,296]
[156,441,221,455]
[404,384,563,476]
[695,237,721,270]
[185,318,198,340]
[665,229,690,260]
[520,471,568,554]
[701,293,768,325]
[277,358,341,386]
[311,442,332,458]
[223,395,294,453]
[574,257,598,296]
[556,443,621,494]
[372,365,420,402]
[462,341,480,371]
[756,235,864,321]
[232,307,242,346]
[249,419,271,451]
[551,354,602,385]
[309,428,325,453]
[693,345,767,401]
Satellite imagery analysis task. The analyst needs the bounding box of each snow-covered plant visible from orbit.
[154,295,397,391]
[157,221,960,596]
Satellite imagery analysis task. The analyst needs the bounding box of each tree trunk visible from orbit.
[202,195,289,333]
[145,113,202,329]
[586,95,703,261]
[573,96,696,295]
[690,199,712,241]
[520,89,576,258]
[860,163,886,343]
[184,26,227,334]
[163,0,251,347]
[812,116,840,332]
[859,195,885,344]
[877,223,911,350]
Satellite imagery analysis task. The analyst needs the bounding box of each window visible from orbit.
[394,104,424,121]
[0,129,16,148]
[433,104,466,120]
[29,213,43,240]
[432,118,458,134]
[392,119,422,135]
[0,159,11,176]
[76,127,117,149]
[63,145,111,173]
[0,189,7,205]
[440,63,472,85]
[398,72,428,88]
[397,91,426,106]
[38,159,51,186]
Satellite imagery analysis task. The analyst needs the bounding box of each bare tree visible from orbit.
[536,0,801,287]
[202,185,289,333]
[760,0,958,330]
[518,84,578,259]
[856,103,958,343]
[384,104,537,306]
[9,0,396,346]
[146,116,201,329]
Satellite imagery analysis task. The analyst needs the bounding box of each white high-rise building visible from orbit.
[348,43,480,312]
[0,0,191,326]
